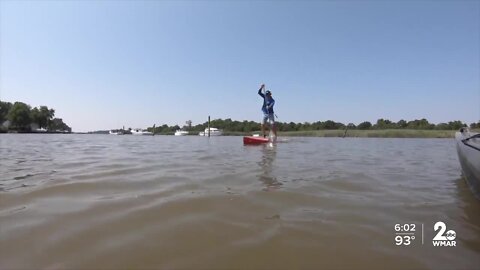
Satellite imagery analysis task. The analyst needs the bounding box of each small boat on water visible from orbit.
[243,133,278,145]
[243,136,270,144]
[174,130,189,136]
[455,128,480,199]
[199,127,223,136]
[109,130,124,135]
[33,127,48,133]
[131,128,153,136]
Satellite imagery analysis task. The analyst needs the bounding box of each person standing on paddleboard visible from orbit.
[258,84,277,138]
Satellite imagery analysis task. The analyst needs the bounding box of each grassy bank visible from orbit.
[278,129,464,138]
[224,129,480,138]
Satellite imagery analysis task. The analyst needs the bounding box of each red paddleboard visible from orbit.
[243,136,270,144]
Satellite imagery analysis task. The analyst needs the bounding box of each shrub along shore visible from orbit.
[225,129,480,138]
[0,101,71,133]
[166,118,479,138]
[224,129,477,138]
[278,129,459,138]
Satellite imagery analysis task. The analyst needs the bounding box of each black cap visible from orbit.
[266,90,272,95]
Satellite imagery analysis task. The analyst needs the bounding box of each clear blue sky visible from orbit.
[1,0,479,132]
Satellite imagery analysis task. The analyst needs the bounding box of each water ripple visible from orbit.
[0,134,478,270]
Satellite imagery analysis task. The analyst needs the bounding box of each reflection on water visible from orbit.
[454,177,480,254]
[257,144,282,191]
[0,134,479,269]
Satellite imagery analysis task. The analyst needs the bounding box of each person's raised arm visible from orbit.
[258,84,265,98]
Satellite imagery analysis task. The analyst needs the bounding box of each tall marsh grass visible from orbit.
[278,129,456,138]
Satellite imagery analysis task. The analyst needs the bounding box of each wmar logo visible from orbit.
[432,221,456,247]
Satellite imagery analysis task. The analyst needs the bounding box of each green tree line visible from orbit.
[0,100,71,133]
[147,118,479,134]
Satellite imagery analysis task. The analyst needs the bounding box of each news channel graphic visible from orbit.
[394,222,456,247]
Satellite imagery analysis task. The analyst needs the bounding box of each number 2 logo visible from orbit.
[433,221,447,240]
[433,221,456,241]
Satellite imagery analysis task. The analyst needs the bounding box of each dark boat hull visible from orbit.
[455,130,480,199]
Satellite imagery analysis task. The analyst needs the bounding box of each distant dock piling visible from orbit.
[208,116,210,137]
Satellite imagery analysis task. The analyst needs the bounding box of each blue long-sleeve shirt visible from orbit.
[258,87,275,114]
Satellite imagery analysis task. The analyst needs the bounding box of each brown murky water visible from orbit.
[1,134,479,269]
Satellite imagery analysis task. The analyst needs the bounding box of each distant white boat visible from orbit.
[109,130,123,135]
[34,127,47,133]
[199,127,223,136]
[174,130,189,136]
[131,128,153,135]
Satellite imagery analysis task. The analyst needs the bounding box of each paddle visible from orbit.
[263,84,267,113]
[262,84,267,138]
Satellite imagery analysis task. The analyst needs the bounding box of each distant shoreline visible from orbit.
[0,131,71,134]
[3,129,478,138]
[225,129,479,138]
